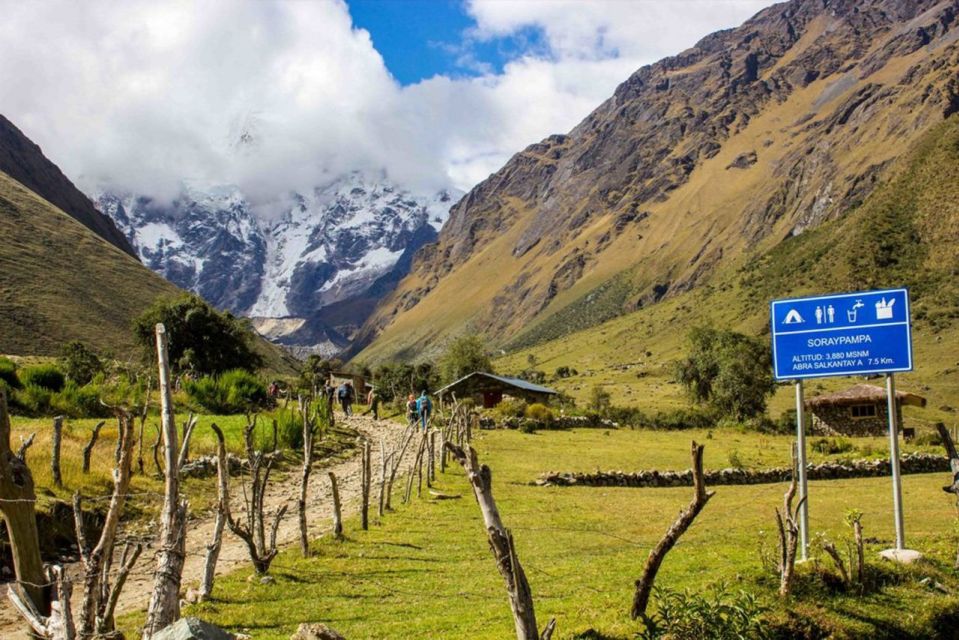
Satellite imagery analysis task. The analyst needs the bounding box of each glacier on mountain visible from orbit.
[96,173,460,356]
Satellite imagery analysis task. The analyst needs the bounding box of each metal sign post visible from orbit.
[770,288,915,558]
[886,373,905,550]
[795,380,809,560]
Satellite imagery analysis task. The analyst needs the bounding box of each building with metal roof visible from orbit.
[436,372,558,408]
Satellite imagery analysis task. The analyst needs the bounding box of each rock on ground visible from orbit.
[151,617,237,640]
[291,622,347,640]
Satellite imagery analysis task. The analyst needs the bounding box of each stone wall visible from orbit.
[536,452,948,488]
[809,401,903,436]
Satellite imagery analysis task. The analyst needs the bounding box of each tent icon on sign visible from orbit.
[784,309,804,324]
[876,298,895,320]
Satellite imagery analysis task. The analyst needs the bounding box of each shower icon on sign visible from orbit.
[847,300,864,323]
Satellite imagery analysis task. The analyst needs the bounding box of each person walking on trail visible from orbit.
[416,390,432,431]
[406,394,418,428]
[337,381,354,417]
[364,387,381,421]
[324,381,336,425]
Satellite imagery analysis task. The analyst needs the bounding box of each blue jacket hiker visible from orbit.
[416,391,432,430]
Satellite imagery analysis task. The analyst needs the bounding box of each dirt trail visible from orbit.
[0,415,415,638]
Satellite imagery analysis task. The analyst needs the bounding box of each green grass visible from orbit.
[8,409,358,518]
[143,426,959,639]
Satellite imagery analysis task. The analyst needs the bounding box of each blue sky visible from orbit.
[348,0,546,85]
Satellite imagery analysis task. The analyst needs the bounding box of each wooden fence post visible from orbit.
[445,442,555,640]
[0,389,49,620]
[143,323,188,638]
[299,400,316,556]
[329,472,343,539]
[51,415,64,487]
[631,441,715,619]
[378,439,387,518]
[361,440,371,531]
[200,424,230,600]
[81,421,105,474]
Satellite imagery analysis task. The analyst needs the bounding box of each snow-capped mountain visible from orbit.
[96,173,460,356]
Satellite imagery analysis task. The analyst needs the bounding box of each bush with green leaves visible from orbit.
[13,384,54,415]
[373,361,439,403]
[439,334,493,384]
[20,363,66,392]
[59,340,103,385]
[589,385,612,416]
[639,585,770,640]
[52,382,111,419]
[134,294,263,375]
[524,402,555,425]
[185,369,268,414]
[673,327,777,420]
[491,397,528,422]
[0,357,21,389]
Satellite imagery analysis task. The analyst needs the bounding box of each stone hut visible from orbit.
[806,383,926,436]
[436,372,558,408]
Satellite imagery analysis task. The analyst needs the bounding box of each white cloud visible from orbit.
[0,0,773,204]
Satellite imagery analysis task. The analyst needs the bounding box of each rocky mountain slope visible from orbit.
[97,175,459,356]
[0,115,136,257]
[354,0,959,363]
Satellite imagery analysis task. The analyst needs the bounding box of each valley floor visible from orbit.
[103,425,959,639]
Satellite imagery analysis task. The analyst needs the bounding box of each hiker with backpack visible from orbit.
[337,381,354,417]
[416,390,432,431]
[406,394,418,428]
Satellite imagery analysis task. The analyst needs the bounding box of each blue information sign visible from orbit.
[770,288,912,381]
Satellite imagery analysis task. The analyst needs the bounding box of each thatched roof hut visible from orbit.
[806,384,927,409]
[806,383,926,436]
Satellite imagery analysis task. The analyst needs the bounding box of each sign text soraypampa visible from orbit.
[770,288,912,380]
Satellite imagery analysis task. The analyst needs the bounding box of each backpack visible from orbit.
[417,396,432,414]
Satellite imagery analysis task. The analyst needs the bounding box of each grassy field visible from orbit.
[158,426,959,639]
[7,408,359,520]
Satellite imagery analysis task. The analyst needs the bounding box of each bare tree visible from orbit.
[136,377,153,475]
[776,444,806,598]
[144,323,189,638]
[378,439,388,518]
[81,421,105,474]
[632,441,715,619]
[938,423,959,567]
[176,414,198,472]
[226,418,288,575]
[200,424,230,600]
[73,408,139,637]
[299,399,318,556]
[385,427,416,511]
[0,389,49,625]
[16,432,36,463]
[445,442,555,640]
[51,415,65,487]
[8,565,75,640]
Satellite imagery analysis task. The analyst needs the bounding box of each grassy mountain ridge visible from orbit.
[0,114,136,257]
[496,116,959,423]
[0,170,299,374]
[355,0,959,364]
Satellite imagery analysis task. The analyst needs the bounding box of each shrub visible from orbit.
[52,382,111,419]
[639,585,769,640]
[644,407,718,430]
[14,383,54,415]
[0,357,21,389]
[185,369,268,414]
[60,341,103,385]
[491,398,527,422]
[589,385,612,415]
[20,364,66,392]
[134,294,263,375]
[524,403,555,425]
[812,437,854,455]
